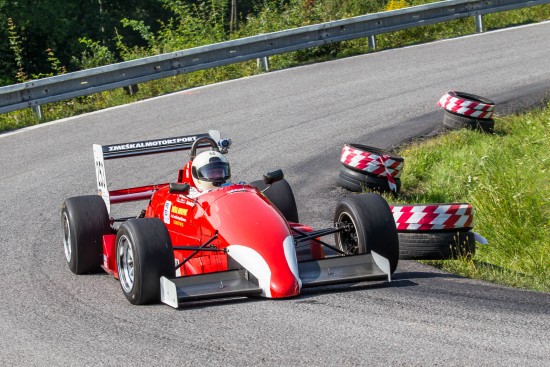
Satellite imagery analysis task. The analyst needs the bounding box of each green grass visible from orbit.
[389,103,550,292]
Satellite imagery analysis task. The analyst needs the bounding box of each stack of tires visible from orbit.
[391,203,476,260]
[438,91,496,133]
[338,144,404,195]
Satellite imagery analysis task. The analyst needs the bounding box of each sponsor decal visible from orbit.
[176,197,196,207]
[163,201,172,224]
[170,214,187,222]
[173,220,184,228]
[171,206,188,216]
[169,205,187,227]
[107,136,198,152]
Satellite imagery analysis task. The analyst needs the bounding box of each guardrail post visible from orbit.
[368,35,377,51]
[257,56,270,72]
[32,105,43,120]
[123,84,139,95]
[475,14,484,33]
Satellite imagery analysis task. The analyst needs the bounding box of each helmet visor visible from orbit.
[197,161,230,182]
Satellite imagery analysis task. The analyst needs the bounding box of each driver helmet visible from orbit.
[191,150,231,191]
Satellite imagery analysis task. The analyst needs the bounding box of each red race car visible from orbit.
[61,130,399,308]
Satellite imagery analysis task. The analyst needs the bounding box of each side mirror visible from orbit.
[263,169,284,185]
[169,183,190,195]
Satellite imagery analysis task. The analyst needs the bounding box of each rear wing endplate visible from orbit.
[93,130,222,212]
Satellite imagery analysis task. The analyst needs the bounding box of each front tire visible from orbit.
[334,193,399,274]
[62,195,110,274]
[116,218,175,305]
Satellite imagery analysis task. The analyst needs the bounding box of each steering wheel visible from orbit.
[190,136,219,159]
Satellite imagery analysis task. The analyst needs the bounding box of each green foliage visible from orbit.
[485,4,550,30]
[7,17,27,82]
[0,0,171,84]
[234,0,387,68]
[393,104,550,292]
[0,109,36,131]
[45,48,67,76]
[113,0,228,61]
[121,19,156,44]
[376,17,476,50]
[72,38,117,69]
[153,1,226,52]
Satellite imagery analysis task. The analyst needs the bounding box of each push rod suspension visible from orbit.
[175,231,219,270]
[112,216,137,222]
[172,246,226,252]
[293,227,343,240]
[291,227,347,255]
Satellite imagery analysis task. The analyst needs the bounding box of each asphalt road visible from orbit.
[1,21,550,366]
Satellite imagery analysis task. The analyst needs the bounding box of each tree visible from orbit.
[0,0,170,85]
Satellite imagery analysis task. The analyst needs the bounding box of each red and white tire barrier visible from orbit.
[398,231,476,260]
[437,91,495,119]
[340,144,404,193]
[391,203,474,231]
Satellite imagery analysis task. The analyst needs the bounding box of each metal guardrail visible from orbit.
[1,0,548,115]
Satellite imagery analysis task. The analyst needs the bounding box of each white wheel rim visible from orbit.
[117,235,135,293]
[62,212,72,262]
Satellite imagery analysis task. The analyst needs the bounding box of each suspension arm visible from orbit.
[291,226,347,255]
[175,231,219,270]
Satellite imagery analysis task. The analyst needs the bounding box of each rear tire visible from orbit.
[62,195,110,274]
[333,193,399,274]
[116,218,175,305]
[250,179,299,223]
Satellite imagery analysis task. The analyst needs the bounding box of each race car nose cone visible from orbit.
[268,235,302,298]
[227,244,301,298]
[226,236,302,299]
[269,277,301,298]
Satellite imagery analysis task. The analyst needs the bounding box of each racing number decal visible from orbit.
[164,201,172,224]
[93,144,110,211]
[95,160,107,193]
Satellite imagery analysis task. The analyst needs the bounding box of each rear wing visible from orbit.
[93,130,223,212]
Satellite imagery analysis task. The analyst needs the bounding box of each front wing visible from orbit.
[160,252,391,308]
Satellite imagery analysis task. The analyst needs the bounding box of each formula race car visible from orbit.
[61,130,399,308]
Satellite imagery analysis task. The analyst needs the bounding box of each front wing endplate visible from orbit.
[298,253,389,287]
[160,269,262,308]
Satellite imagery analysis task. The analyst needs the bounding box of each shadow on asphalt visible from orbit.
[175,296,263,311]
[172,279,419,310]
[392,270,463,281]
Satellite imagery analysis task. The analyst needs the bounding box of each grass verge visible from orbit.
[389,103,550,292]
